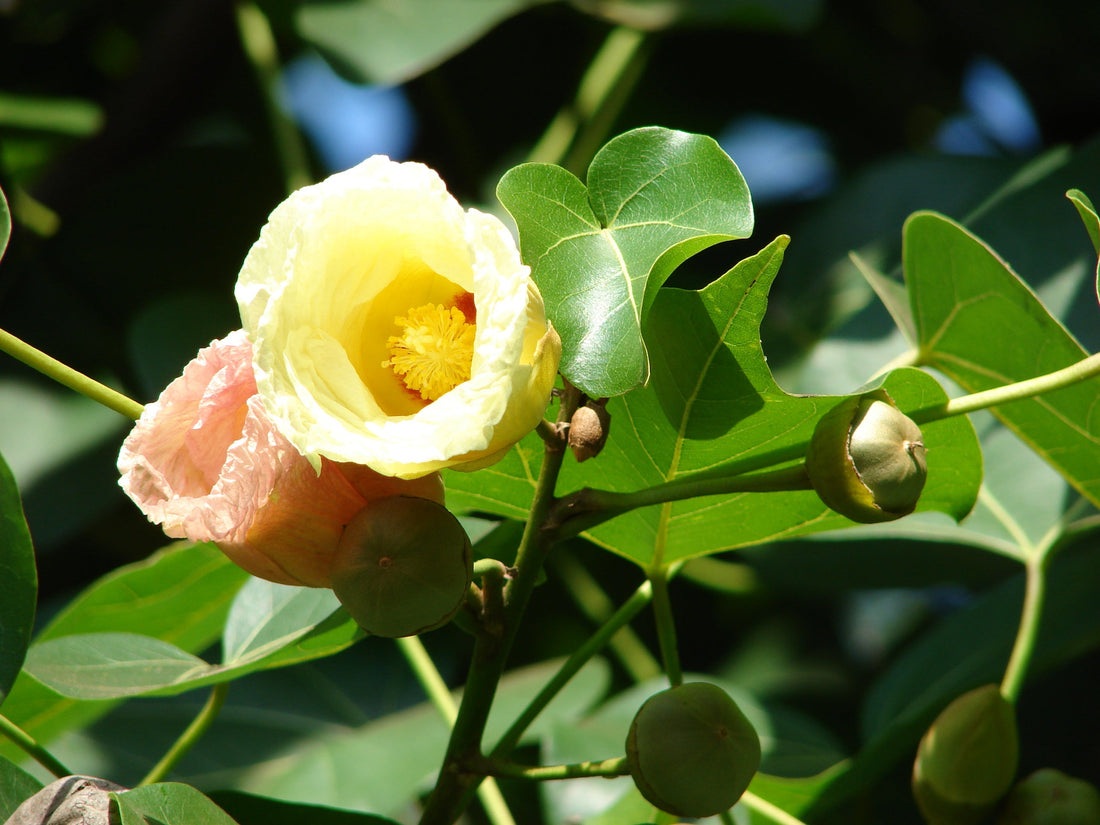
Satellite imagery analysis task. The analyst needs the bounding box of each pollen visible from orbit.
[383,302,476,402]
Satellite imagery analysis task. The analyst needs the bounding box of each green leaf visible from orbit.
[1066,188,1100,304]
[208,791,402,825]
[222,579,348,665]
[0,542,247,763]
[25,633,208,700]
[23,585,361,700]
[804,544,1100,818]
[564,241,981,567]
[0,452,35,708]
[0,755,42,821]
[1066,188,1099,255]
[905,211,1100,508]
[447,238,983,566]
[296,0,539,85]
[112,783,239,825]
[235,657,609,814]
[498,126,753,397]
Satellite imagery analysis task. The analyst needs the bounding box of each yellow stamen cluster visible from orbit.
[383,303,476,402]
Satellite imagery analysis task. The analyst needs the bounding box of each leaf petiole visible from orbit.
[0,327,144,420]
[0,712,72,779]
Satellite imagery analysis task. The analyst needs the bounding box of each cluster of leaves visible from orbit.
[3,2,1100,824]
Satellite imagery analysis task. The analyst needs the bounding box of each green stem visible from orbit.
[0,328,143,420]
[139,683,228,786]
[648,566,682,687]
[1000,553,1049,704]
[553,463,812,539]
[741,790,811,825]
[549,549,661,683]
[0,713,73,778]
[527,26,649,172]
[397,636,516,825]
[490,578,653,760]
[910,352,1100,425]
[481,755,628,782]
[235,1,313,195]
[418,436,568,825]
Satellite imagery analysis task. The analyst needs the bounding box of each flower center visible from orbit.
[383,302,476,402]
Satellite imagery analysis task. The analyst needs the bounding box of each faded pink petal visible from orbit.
[118,330,444,587]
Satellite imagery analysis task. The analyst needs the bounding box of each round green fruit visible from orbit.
[912,684,1019,825]
[330,496,472,638]
[625,682,761,819]
[997,769,1100,825]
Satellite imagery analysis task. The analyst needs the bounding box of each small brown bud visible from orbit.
[568,400,610,462]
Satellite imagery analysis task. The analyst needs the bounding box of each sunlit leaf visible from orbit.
[447,238,983,567]
[498,126,753,397]
[905,211,1100,508]
[0,542,247,763]
[23,593,361,700]
[222,579,348,665]
[112,783,238,825]
[296,0,539,85]
[25,633,208,700]
[0,452,35,708]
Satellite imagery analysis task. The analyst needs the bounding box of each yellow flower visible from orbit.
[235,156,561,479]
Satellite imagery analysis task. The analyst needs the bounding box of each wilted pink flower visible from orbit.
[117,330,444,587]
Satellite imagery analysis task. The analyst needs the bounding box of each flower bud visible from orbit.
[625,682,761,818]
[806,391,927,523]
[912,684,1019,825]
[568,400,610,462]
[997,769,1100,825]
[330,496,472,637]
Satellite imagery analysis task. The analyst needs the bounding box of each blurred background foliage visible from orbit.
[1,1,1099,823]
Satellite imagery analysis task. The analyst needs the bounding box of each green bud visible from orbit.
[330,496,472,638]
[806,391,927,523]
[997,769,1100,825]
[625,682,761,819]
[912,684,1019,825]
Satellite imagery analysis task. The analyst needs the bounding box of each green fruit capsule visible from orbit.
[806,391,927,523]
[997,769,1100,825]
[330,496,472,638]
[625,682,761,819]
[912,684,1019,825]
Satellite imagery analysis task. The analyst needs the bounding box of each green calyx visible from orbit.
[330,496,473,638]
[625,681,761,819]
[912,684,1019,825]
[806,390,927,523]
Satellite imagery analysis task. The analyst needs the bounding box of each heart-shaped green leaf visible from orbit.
[446,238,983,570]
[905,211,1100,507]
[498,126,753,397]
